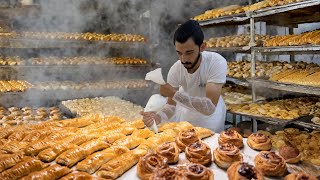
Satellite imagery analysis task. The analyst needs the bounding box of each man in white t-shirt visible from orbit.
[141,20,227,132]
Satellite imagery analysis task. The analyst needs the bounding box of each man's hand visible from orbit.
[160,83,177,98]
[140,111,161,127]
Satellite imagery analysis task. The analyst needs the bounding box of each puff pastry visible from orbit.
[247,133,272,151]
[0,153,25,173]
[103,126,137,136]
[56,117,94,128]
[137,152,168,180]
[60,172,105,180]
[156,142,179,164]
[138,129,176,151]
[0,141,29,153]
[175,128,200,151]
[158,122,178,132]
[113,136,145,150]
[19,164,72,180]
[213,143,243,169]
[56,139,110,167]
[77,122,121,134]
[121,119,145,129]
[96,133,126,143]
[185,141,212,166]
[173,121,194,133]
[131,128,155,139]
[218,130,244,149]
[194,127,214,139]
[76,146,129,174]
[97,149,147,179]
[181,163,214,180]
[254,151,287,177]
[284,173,317,180]
[227,161,263,180]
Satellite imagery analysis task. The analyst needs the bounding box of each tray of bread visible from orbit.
[206,34,270,48]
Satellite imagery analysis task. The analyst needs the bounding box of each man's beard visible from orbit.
[182,52,201,70]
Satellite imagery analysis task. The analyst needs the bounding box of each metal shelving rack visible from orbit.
[198,0,320,131]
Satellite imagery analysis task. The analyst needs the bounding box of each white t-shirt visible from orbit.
[167,51,228,132]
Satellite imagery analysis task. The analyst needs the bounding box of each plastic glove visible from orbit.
[173,91,215,116]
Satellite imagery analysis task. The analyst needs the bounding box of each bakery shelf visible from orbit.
[253,45,320,54]
[226,77,250,87]
[249,79,320,96]
[198,13,249,27]
[292,116,320,130]
[0,5,41,20]
[206,46,251,53]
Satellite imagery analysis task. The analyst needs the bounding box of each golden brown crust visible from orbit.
[181,163,214,180]
[149,167,186,180]
[20,164,72,180]
[279,145,301,164]
[254,151,287,177]
[185,142,212,166]
[284,173,318,180]
[137,152,168,180]
[0,153,26,173]
[247,133,272,151]
[213,143,243,169]
[175,129,200,151]
[60,172,105,180]
[218,130,244,149]
[156,142,179,164]
[227,161,264,180]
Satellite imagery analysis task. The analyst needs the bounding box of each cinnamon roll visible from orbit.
[185,142,212,166]
[284,173,317,180]
[279,145,301,164]
[156,142,179,164]
[181,163,214,180]
[175,128,200,152]
[213,143,243,169]
[227,161,264,180]
[247,133,271,151]
[254,151,287,177]
[137,152,168,180]
[218,130,243,149]
[149,167,186,180]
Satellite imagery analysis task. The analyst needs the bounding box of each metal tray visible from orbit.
[293,115,320,130]
[198,13,249,26]
[253,45,320,54]
[226,77,250,87]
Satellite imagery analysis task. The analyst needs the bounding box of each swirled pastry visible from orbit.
[279,145,301,164]
[254,151,287,177]
[149,167,185,180]
[247,133,271,151]
[175,128,200,151]
[137,152,168,180]
[227,161,264,180]
[156,142,179,164]
[185,142,212,166]
[218,130,243,149]
[213,143,243,169]
[181,163,214,180]
[284,173,317,180]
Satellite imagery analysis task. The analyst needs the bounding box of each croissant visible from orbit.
[247,133,272,151]
[227,161,264,180]
[149,167,185,180]
[284,173,317,180]
[175,128,200,151]
[185,142,212,166]
[60,172,105,180]
[76,146,129,174]
[156,142,179,164]
[113,136,145,150]
[19,164,72,180]
[137,152,168,180]
[131,128,155,139]
[213,143,243,169]
[181,163,214,180]
[254,151,287,177]
[0,153,25,173]
[218,130,243,149]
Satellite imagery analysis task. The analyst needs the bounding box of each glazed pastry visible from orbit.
[137,152,168,180]
[173,121,194,133]
[227,161,264,180]
[181,163,214,180]
[175,128,200,151]
[247,133,272,151]
[131,128,155,139]
[96,149,147,179]
[254,151,287,177]
[218,130,244,149]
[137,129,176,151]
[121,119,145,129]
[156,142,179,164]
[0,153,25,173]
[113,136,145,150]
[279,145,301,164]
[194,127,215,139]
[20,164,72,180]
[185,142,212,166]
[158,122,178,132]
[76,146,129,174]
[60,172,105,180]
[213,143,243,169]
[284,173,317,180]
[149,167,185,180]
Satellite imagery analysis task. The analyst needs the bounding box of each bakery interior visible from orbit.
[0,0,320,179]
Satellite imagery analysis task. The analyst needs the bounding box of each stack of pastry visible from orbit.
[229,97,320,120]
[0,80,33,92]
[206,34,270,48]
[62,96,144,120]
[264,29,320,47]
[32,79,149,91]
[269,69,320,87]
[266,0,303,6]
[193,5,244,21]
[0,56,25,66]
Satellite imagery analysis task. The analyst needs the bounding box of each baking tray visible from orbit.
[293,115,320,130]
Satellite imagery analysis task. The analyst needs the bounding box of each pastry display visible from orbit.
[222,85,266,106]
[155,142,179,164]
[206,34,270,48]
[213,143,243,169]
[264,29,320,47]
[269,69,320,87]
[20,164,72,180]
[185,141,212,166]
[62,96,144,120]
[284,172,318,180]
[149,167,185,179]
[0,80,32,92]
[60,172,106,180]
[254,151,287,177]
[227,161,264,180]
[137,152,168,180]
[247,133,272,151]
[218,130,244,149]
[33,79,149,91]
[180,163,214,180]
[279,145,301,164]
[175,128,200,151]
[0,56,25,66]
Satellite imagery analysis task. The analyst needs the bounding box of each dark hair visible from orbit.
[173,20,204,47]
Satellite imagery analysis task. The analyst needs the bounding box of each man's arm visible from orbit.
[206,82,223,106]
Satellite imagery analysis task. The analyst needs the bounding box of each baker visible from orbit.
[141,20,227,132]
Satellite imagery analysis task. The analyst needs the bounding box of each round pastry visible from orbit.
[185,141,212,166]
[175,128,200,151]
[182,163,214,180]
[227,161,264,180]
[218,130,244,149]
[279,145,301,164]
[254,151,287,177]
[137,152,168,180]
[149,167,185,180]
[247,133,272,151]
[156,142,179,164]
[284,173,317,180]
[213,143,243,169]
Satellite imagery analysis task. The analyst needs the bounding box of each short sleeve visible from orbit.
[167,62,181,88]
[206,52,228,84]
